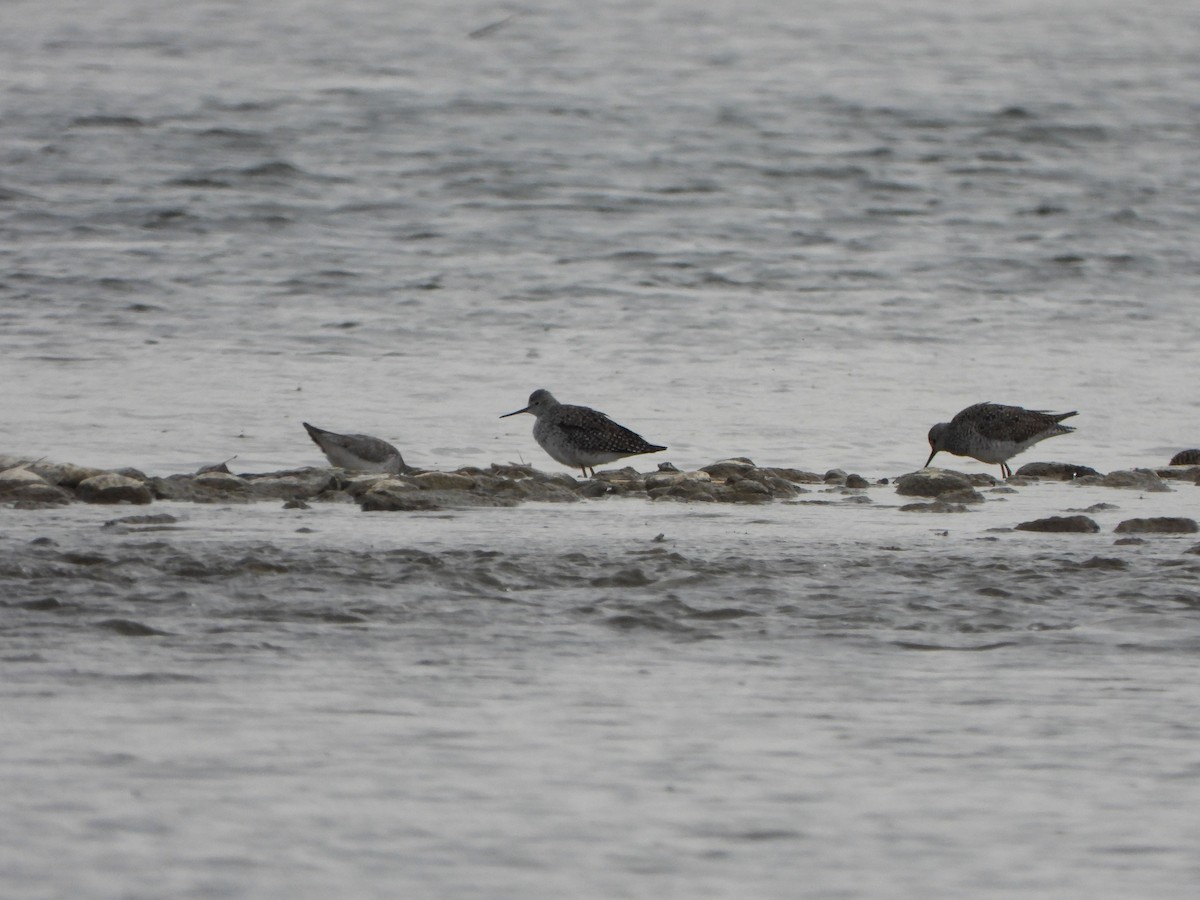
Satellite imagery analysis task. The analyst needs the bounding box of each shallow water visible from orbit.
[3,0,1200,896]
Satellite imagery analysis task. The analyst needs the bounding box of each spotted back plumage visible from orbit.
[501,389,666,476]
[926,402,1077,477]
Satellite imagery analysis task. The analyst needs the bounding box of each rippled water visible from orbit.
[3,0,1200,896]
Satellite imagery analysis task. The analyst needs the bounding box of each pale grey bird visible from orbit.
[500,389,666,477]
[303,422,407,474]
[925,402,1078,478]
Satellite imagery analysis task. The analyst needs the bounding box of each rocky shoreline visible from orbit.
[2,452,1198,525]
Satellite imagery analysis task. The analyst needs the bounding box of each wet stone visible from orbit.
[845,474,870,489]
[1015,515,1100,533]
[1156,465,1200,482]
[899,500,973,513]
[1095,469,1171,492]
[25,460,109,488]
[895,469,974,498]
[1015,461,1102,480]
[1114,517,1199,534]
[245,468,337,500]
[700,458,757,480]
[413,472,476,491]
[1169,449,1200,466]
[939,488,985,504]
[76,473,154,505]
[103,513,179,528]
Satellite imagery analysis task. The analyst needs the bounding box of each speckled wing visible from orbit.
[959,403,1076,443]
[553,404,666,454]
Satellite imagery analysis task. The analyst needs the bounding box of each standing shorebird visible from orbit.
[925,402,1078,478]
[500,389,667,477]
[303,422,407,474]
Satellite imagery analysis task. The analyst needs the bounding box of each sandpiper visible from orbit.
[500,389,667,477]
[925,402,1077,478]
[303,422,407,474]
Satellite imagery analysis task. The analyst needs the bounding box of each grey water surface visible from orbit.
[3,0,1200,897]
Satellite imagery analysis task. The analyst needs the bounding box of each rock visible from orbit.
[359,484,519,512]
[76,473,153,505]
[413,471,477,491]
[27,460,110,488]
[895,469,974,498]
[766,467,824,484]
[1114,517,1199,534]
[1156,465,1200,482]
[731,478,771,497]
[1169,449,1200,466]
[899,500,972,513]
[100,513,180,532]
[939,488,985,504]
[245,468,337,500]
[147,472,252,503]
[1014,462,1102,480]
[339,473,395,498]
[845,474,870,489]
[0,466,73,506]
[1015,515,1100,533]
[823,469,847,484]
[700,458,757,480]
[1098,469,1171,492]
[644,471,685,490]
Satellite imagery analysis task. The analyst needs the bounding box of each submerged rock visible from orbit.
[894,469,974,498]
[1014,461,1102,480]
[360,483,519,512]
[1096,469,1171,492]
[1015,515,1100,533]
[899,500,973,513]
[1114,517,1199,534]
[76,473,153,505]
[1156,465,1200,482]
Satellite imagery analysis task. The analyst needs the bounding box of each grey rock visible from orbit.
[1099,469,1171,492]
[359,484,519,512]
[28,461,110,488]
[1015,461,1102,480]
[1156,465,1200,482]
[0,467,73,506]
[899,500,973,513]
[1169,449,1200,466]
[895,469,974,498]
[700,458,757,480]
[1114,517,1199,534]
[76,473,154,505]
[412,472,477,491]
[245,467,337,501]
[1015,515,1100,533]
